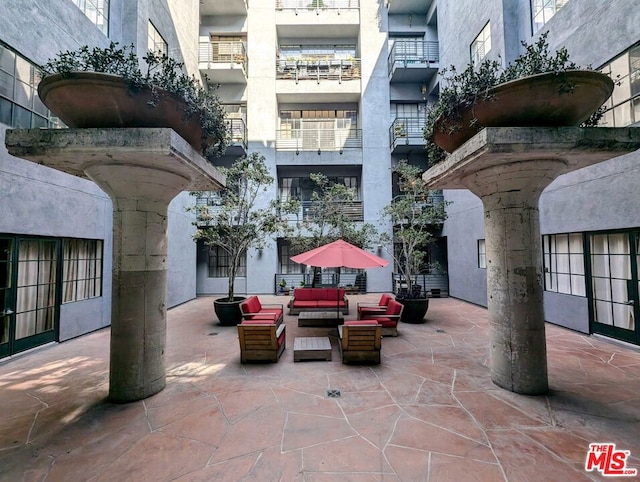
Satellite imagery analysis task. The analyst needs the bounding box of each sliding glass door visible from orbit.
[589,231,639,345]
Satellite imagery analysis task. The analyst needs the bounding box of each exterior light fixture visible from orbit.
[420,80,427,99]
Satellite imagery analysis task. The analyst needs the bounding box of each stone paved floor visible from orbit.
[1,295,639,481]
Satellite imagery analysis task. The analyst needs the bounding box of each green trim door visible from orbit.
[0,238,14,358]
[588,231,639,345]
[0,237,60,358]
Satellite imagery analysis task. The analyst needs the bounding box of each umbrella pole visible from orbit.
[337,267,340,320]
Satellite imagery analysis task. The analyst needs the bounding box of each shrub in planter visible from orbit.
[38,42,229,158]
[424,32,613,160]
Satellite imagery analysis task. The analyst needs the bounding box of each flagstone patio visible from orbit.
[0,295,639,481]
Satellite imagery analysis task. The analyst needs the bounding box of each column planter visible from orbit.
[423,127,640,395]
[5,128,226,402]
[38,72,207,154]
[213,297,247,326]
[431,70,614,153]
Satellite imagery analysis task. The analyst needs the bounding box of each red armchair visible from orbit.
[355,299,403,337]
[357,293,393,319]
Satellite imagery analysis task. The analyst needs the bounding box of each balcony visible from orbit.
[388,40,439,84]
[225,117,248,157]
[389,117,426,153]
[198,41,247,84]
[280,200,364,222]
[200,0,247,16]
[276,126,362,152]
[276,0,360,38]
[391,192,446,227]
[276,58,360,83]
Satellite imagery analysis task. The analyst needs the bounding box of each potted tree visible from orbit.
[424,32,613,159]
[38,42,229,158]
[189,153,298,325]
[380,160,449,323]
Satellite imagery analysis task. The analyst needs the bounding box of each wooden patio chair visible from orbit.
[338,321,382,364]
[237,321,286,363]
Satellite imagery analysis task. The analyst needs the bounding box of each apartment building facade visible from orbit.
[1,0,638,360]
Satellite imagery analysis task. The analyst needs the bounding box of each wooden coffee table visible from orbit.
[293,336,332,362]
[298,311,344,327]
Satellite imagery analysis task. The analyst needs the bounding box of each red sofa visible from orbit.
[288,287,349,315]
[240,296,284,324]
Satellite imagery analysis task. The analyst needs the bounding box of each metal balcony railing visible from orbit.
[392,273,449,297]
[225,117,247,149]
[276,58,361,82]
[276,127,362,151]
[278,199,363,222]
[199,41,248,73]
[392,193,445,205]
[388,40,439,74]
[276,0,360,10]
[389,117,426,146]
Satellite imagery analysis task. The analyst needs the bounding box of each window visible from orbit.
[0,43,57,129]
[478,239,486,269]
[278,241,304,274]
[600,43,640,128]
[62,239,103,303]
[543,233,586,296]
[208,245,246,278]
[531,0,568,32]
[72,0,109,35]
[148,21,168,56]
[15,239,58,339]
[279,176,359,202]
[471,22,491,64]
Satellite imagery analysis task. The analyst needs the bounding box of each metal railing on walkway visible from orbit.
[388,40,439,74]
[276,127,362,152]
[389,117,427,146]
[276,58,361,82]
[276,0,360,10]
[199,41,248,73]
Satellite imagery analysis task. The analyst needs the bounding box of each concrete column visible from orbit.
[88,165,186,402]
[481,184,548,394]
[422,127,640,395]
[5,128,225,403]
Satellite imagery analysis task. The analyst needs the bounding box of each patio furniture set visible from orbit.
[237,292,402,364]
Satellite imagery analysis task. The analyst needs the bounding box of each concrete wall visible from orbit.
[435,0,640,337]
[441,190,487,306]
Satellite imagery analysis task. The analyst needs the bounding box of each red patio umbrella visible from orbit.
[290,239,388,270]
[290,239,388,319]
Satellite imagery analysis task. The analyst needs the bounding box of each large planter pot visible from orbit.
[37,72,206,153]
[396,297,430,324]
[213,296,247,326]
[432,70,614,153]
